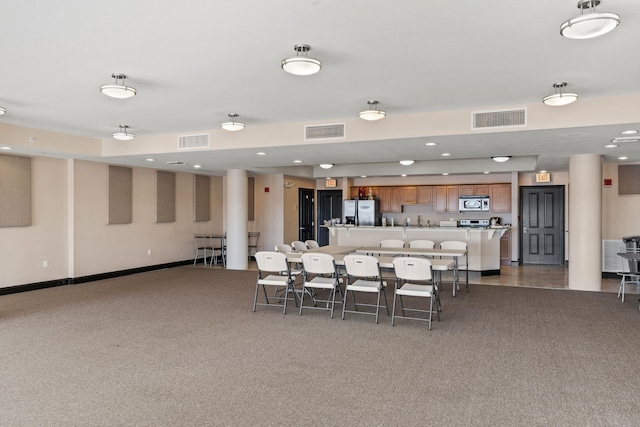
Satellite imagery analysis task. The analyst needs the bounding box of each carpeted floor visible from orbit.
[1,266,639,426]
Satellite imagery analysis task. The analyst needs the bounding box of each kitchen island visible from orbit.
[325,225,509,275]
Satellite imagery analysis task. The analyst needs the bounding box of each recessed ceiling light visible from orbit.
[193,164,202,169]
[605,144,619,148]
[441,153,451,157]
[145,158,156,162]
[293,159,302,164]
[0,146,13,150]
[256,152,267,156]
[483,171,490,174]
[281,44,322,76]
[621,130,638,135]
[100,74,136,99]
[539,170,548,174]
[319,163,334,169]
[425,142,438,146]
[360,175,367,178]
[618,156,629,160]
[400,174,407,177]
[399,160,414,166]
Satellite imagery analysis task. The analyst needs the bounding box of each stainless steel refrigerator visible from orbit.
[357,199,381,227]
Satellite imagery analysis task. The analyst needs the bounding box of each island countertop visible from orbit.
[324,226,508,274]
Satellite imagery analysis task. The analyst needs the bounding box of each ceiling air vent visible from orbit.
[178,134,210,149]
[472,108,526,130]
[304,123,345,141]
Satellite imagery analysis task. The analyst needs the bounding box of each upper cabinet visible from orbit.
[402,186,417,204]
[460,184,489,196]
[416,186,433,204]
[490,184,511,212]
[435,185,459,212]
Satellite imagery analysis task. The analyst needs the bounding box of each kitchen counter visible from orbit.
[324,226,509,274]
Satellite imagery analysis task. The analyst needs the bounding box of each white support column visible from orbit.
[225,169,248,270]
[568,154,602,291]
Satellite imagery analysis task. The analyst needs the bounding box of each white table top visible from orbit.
[353,246,467,258]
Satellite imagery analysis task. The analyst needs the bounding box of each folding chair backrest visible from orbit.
[393,257,432,281]
[343,254,381,277]
[275,243,293,253]
[409,240,435,249]
[255,251,289,273]
[439,240,467,251]
[305,240,320,249]
[301,253,336,275]
[291,240,309,251]
[380,239,405,248]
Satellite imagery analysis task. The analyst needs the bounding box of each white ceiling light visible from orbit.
[425,142,438,146]
[100,74,137,99]
[221,114,245,131]
[359,101,386,121]
[281,44,322,76]
[319,163,334,169]
[1,146,13,150]
[399,160,414,166]
[0,107,6,115]
[112,125,135,140]
[605,144,618,148]
[543,82,578,106]
[621,130,638,135]
[492,156,511,162]
[560,0,620,40]
[618,156,629,160]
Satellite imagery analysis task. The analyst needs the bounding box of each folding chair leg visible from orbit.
[375,291,381,324]
[428,296,433,330]
[382,288,389,316]
[391,290,398,326]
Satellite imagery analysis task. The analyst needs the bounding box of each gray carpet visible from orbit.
[1,266,639,426]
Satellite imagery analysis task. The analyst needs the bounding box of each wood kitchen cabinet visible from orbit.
[460,184,489,196]
[490,184,511,212]
[377,187,391,212]
[416,186,433,204]
[435,185,459,212]
[402,186,417,204]
[390,187,403,212]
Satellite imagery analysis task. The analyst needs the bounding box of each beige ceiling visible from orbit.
[1,0,639,177]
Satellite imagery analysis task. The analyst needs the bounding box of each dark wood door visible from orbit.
[520,185,565,265]
[298,188,315,242]
[316,190,342,246]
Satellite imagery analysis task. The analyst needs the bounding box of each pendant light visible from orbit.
[221,114,245,131]
[359,101,386,121]
[281,44,322,76]
[543,82,578,106]
[560,0,620,40]
[112,125,135,140]
[100,74,137,99]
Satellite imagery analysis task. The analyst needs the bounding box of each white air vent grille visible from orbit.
[178,134,210,149]
[472,109,526,129]
[602,239,624,272]
[305,123,345,141]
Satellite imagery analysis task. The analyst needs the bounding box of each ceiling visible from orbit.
[1,0,639,177]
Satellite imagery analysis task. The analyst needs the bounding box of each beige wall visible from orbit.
[283,176,316,246]
[602,162,640,240]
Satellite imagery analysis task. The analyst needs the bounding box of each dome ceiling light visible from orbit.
[319,163,334,169]
[560,0,620,40]
[281,44,322,76]
[543,82,578,106]
[492,156,511,163]
[221,114,245,131]
[0,107,6,115]
[359,100,386,121]
[399,160,414,166]
[112,125,135,140]
[100,74,137,99]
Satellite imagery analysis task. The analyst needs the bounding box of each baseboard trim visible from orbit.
[0,260,193,295]
[480,269,501,276]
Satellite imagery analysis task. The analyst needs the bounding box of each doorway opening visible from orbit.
[519,185,565,265]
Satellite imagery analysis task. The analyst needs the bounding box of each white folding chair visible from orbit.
[342,254,389,323]
[617,246,640,303]
[291,240,309,251]
[300,253,343,318]
[392,257,440,330]
[409,240,435,249]
[193,234,212,265]
[253,251,299,314]
[275,243,293,253]
[380,239,405,248]
[305,239,320,249]
[439,240,468,294]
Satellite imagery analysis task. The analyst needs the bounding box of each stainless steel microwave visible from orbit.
[459,196,490,211]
